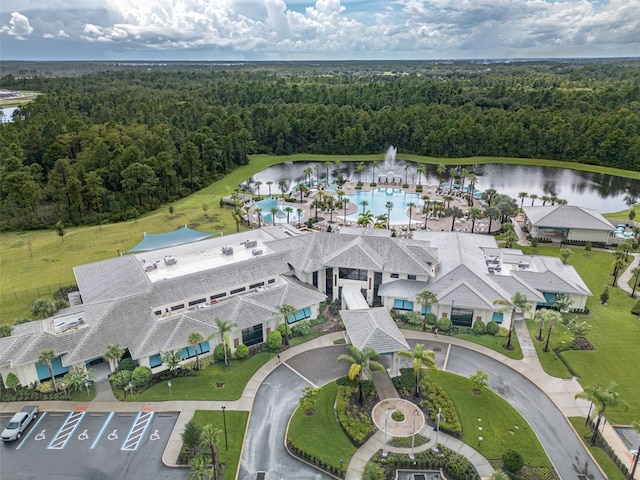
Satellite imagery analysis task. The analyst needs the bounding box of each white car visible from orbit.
[1,405,38,441]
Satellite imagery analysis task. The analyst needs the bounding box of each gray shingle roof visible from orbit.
[340,307,409,353]
[377,280,429,300]
[74,255,151,303]
[523,205,614,231]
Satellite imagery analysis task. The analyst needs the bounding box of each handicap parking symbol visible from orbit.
[107,430,118,441]
[78,429,89,441]
[149,430,160,441]
[35,430,46,441]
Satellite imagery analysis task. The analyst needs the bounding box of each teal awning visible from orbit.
[127,226,216,253]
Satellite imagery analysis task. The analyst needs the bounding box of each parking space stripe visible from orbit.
[48,411,86,449]
[16,412,48,450]
[91,412,115,449]
[121,411,154,451]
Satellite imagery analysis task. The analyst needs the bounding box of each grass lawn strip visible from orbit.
[134,353,270,401]
[431,371,552,468]
[568,417,627,480]
[191,410,249,480]
[287,381,357,473]
[524,318,574,379]
[454,332,524,360]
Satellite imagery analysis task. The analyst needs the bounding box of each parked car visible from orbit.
[1,405,39,441]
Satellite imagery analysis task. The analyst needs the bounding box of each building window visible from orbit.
[170,303,185,311]
[339,267,368,281]
[287,307,312,324]
[390,273,400,279]
[249,282,265,289]
[153,310,162,316]
[492,312,504,324]
[150,354,162,368]
[393,299,414,311]
[36,356,69,381]
[421,305,432,314]
[268,278,276,285]
[188,298,206,307]
[407,275,417,280]
[451,307,474,327]
[178,341,211,361]
[242,324,263,347]
[211,292,226,300]
[230,287,246,294]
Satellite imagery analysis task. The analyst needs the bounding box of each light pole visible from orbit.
[128,381,133,396]
[61,381,67,396]
[382,411,389,457]
[84,380,90,396]
[167,380,172,397]
[434,407,446,453]
[221,406,228,450]
[410,409,417,460]
[339,458,343,472]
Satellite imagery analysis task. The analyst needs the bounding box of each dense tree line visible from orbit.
[1,60,639,230]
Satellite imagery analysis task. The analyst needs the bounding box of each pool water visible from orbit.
[345,188,422,224]
[254,197,302,224]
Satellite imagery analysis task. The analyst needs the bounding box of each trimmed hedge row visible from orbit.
[335,385,377,446]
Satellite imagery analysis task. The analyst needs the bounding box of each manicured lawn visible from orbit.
[287,381,357,474]
[522,245,640,424]
[432,371,552,467]
[568,417,628,480]
[134,353,270,401]
[191,410,249,480]
[289,330,330,347]
[524,318,574,379]
[454,332,524,360]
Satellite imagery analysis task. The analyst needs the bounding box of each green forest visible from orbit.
[1,59,639,231]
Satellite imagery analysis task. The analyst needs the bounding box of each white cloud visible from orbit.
[2,0,640,59]
[1,11,34,39]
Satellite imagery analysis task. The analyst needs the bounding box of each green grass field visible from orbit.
[522,245,640,424]
[432,371,552,467]
[132,353,270,401]
[454,332,524,360]
[190,410,249,480]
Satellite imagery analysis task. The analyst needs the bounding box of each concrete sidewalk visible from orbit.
[618,252,639,295]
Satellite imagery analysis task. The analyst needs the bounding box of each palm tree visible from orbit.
[324,161,332,186]
[416,164,426,186]
[189,453,212,480]
[266,180,273,197]
[541,195,551,206]
[518,192,528,208]
[436,164,447,184]
[38,350,59,392]
[422,196,431,229]
[385,201,393,229]
[371,160,379,184]
[484,206,500,234]
[611,255,626,287]
[199,425,222,480]
[529,193,538,206]
[255,207,262,227]
[407,202,416,229]
[489,470,510,480]
[468,206,483,233]
[188,332,205,370]
[355,161,366,183]
[493,292,531,350]
[284,206,293,224]
[296,208,303,228]
[343,198,350,224]
[467,173,478,203]
[360,199,369,214]
[270,207,278,226]
[481,188,497,207]
[533,309,562,342]
[575,382,628,445]
[416,290,438,332]
[404,163,412,185]
[459,167,469,193]
[232,205,243,233]
[398,343,437,397]
[278,304,297,346]
[254,181,262,200]
[441,194,454,209]
[374,214,388,229]
[337,345,385,404]
[303,167,313,186]
[104,344,125,373]
[446,206,464,231]
[630,266,640,298]
[278,179,287,198]
[358,211,374,227]
[214,318,237,367]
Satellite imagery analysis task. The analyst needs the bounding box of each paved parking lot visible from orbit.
[0,409,188,480]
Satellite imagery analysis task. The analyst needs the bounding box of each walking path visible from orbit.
[618,252,639,294]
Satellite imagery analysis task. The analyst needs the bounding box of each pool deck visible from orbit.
[246,181,501,234]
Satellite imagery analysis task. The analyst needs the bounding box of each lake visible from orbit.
[247,160,639,213]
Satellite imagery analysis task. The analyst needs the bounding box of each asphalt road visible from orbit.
[446,346,606,480]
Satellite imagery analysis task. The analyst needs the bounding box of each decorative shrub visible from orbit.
[234,344,249,359]
[267,330,283,352]
[472,320,486,335]
[391,410,405,422]
[335,385,376,445]
[362,463,384,480]
[437,316,451,332]
[36,380,54,394]
[310,313,326,326]
[425,313,438,326]
[131,366,152,388]
[118,358,136,372]
[5,372,20,391]
[502,449,524,473]
[291,320,311,337]
[418,376,462,437]
[110,370,132,390]
[213,343,230,363]
[401,311,422,326]
[485,321,500,335]
[497,326,510,337]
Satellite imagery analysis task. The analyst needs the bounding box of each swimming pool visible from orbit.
[344,188,422,224]
[254,197,303,224]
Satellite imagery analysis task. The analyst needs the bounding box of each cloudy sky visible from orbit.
[1,0,638,61]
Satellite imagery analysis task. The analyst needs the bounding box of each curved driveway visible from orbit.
[239,341,605,480]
